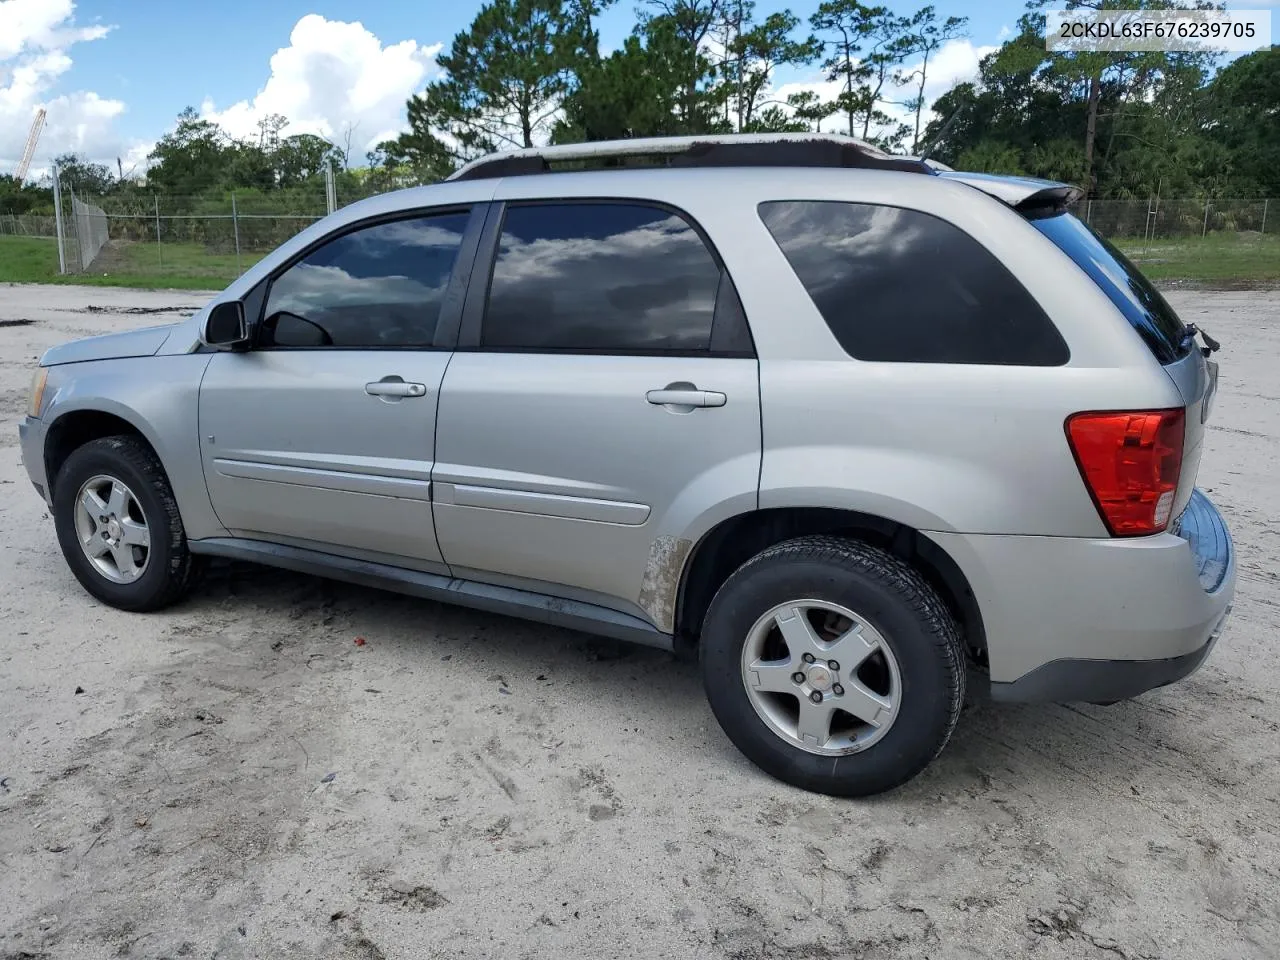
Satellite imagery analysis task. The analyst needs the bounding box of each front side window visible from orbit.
[261,211,470,348]
[759,200,1069,365]
[481,202,722,352]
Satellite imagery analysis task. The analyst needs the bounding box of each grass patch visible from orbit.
[0,235,262,290]
[70,238,264,290]
[0,235,61,283]
[1114,232,1280,284]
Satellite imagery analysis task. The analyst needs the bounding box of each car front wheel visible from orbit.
[700,535,965,797]
[52,435,197,611]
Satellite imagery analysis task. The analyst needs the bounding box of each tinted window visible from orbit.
[482,203,720,352]
[1030,212,1187,364]
[261,212,469,348]
[759,200,1069,365]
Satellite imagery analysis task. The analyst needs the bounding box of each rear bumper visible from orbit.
[988,602,1231,703]
[18,416,50,505]
[927,489,1236,703]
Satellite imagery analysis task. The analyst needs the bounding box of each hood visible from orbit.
[40,323,177,367]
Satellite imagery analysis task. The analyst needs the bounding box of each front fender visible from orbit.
[42,354,225,540]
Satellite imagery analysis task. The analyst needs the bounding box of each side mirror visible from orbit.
[203,301,249,349]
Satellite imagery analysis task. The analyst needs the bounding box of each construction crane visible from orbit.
[14,108,47,182]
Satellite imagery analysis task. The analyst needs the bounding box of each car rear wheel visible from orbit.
[53,435,197,611]
[700,535,964,797]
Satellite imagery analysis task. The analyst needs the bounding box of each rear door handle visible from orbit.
[646,385,727,408]
[366,378,427,399]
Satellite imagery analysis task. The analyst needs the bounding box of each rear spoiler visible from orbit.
[938,172,1083,217]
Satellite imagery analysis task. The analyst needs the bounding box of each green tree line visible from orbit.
[925,4,1280,200]
[3,0,1277,220]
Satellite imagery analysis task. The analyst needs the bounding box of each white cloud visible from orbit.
[200,15,443,159]
[119,140,152,178]
[0,0,131,179]
[42,90,125,153]
[774,38,997,147]
[920,39,999,102]
[0,0,108,60]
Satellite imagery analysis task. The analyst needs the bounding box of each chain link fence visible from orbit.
[0,162,406,284]
[5,167,1274,286]
[0,213,58,238]
[46,165,388,283]
[71,197,109,271]
[1081,198,1273,240]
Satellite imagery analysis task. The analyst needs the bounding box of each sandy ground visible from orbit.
[0,281,1277,960]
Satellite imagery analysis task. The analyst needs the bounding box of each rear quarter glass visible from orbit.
[1028,212,1189,365]
[757,200,1069,366]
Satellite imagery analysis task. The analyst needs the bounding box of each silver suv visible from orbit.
[19,135,1235,797]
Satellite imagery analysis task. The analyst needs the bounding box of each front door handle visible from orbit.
[365,377,427,399]
[646,383,727,409]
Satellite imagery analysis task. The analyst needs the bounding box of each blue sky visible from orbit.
[1,0,1274,176]
[73,0,1012,135]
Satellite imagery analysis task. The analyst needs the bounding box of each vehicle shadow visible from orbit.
[187,558,1242,807]
[187,555,705,713]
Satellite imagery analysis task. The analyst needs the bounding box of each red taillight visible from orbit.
[1065,408,1185,536]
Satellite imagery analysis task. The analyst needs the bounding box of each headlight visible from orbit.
[27,367,48,418]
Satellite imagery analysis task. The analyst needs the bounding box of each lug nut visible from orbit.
[802,653,816,664]
[809,691,824,704]
[833,684,844,696]
[828,660,840,671]
[792,672,806,684]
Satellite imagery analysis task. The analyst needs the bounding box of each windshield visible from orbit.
[1030,212,1188,364]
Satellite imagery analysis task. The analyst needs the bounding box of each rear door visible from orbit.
[199,206,483,569]
[431,199,761,629]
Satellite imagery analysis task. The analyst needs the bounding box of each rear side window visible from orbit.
[482,202,723,353]
[759,200,1069,365]
[1029,212,1188,364]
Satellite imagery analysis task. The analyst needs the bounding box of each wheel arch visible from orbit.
[44,406,163,498]
[674,507,986,664]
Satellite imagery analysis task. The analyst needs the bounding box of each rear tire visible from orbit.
[52,435,197,611]
[700,535,964,797]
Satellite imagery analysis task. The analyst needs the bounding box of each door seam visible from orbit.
[430,347,457,578]
[194,353,232,536]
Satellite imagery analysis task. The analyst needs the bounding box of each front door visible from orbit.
[432,199,761,628]
[199,207,477,569]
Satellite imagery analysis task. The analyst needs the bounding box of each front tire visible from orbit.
[700,535,964,797]
[52,435,197,611]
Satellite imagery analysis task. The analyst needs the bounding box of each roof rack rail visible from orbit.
[447,133,938,182]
